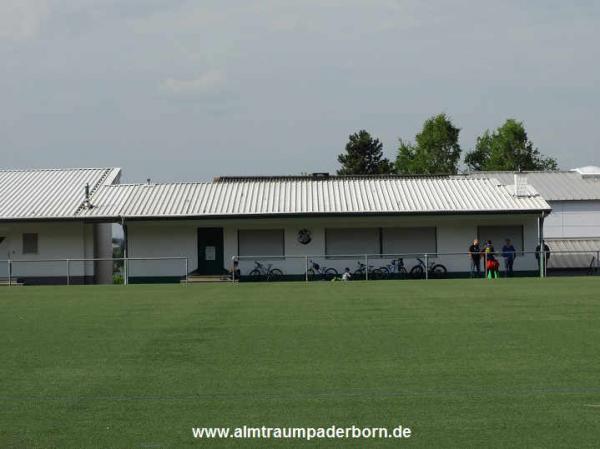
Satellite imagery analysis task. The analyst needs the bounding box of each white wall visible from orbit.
[125,222,197,278]
[0,222,112,280]
[0,222,88,278]
[125,214,541,276]
[545,200,600,238]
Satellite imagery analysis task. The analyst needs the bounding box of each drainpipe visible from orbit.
[121,217,129,285]
[538,212,546,278]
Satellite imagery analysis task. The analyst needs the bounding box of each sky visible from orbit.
[1,0,599,182]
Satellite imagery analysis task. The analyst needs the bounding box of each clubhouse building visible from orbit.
[1,168,556,283]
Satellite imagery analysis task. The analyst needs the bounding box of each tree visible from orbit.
[395,113,462,175]
[464,119,558,171]
[337,130,393,175]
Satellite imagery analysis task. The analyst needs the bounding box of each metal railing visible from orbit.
[0,257,189,286]
[2,250,598,286]
[231,250,600,282]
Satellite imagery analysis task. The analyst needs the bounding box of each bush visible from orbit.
[112,274,124,285]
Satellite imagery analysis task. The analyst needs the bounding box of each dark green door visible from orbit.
[197,228,224,275]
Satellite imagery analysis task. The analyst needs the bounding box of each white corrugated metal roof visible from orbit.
[471,171,600,201]
[0,168,121,220]
[547,238,600,269]
[79,176,551,219]
[571,166,600,176]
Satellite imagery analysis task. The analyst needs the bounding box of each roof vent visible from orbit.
[311,172,330,179]
[513,174,530,197]
[82,183,93,209]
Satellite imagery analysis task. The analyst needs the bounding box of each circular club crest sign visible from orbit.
[297,229,312,245]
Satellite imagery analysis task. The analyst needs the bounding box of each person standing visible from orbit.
[535,242,551,274]
[468,239,482,276]
[484,240,499,279]
[535,242,551,264]
[501,238,517,277]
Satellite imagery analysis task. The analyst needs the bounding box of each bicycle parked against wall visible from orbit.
[353,261,386,280]
[410,257,447,279]
[248,261,283,281]
[307,260,338,281]
[377,258,409,279]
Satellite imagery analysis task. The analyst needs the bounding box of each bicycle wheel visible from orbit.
[353,269,365,279]
[268,268,283,282]
[410,265,424,279]
[323,268,338,281]
[248,269,263,282]
[430,264,447,279]
[371,268,385,280]
[378,266,390,279]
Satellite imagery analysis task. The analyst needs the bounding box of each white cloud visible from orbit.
[161,70,226,95]
[0,0,49,40]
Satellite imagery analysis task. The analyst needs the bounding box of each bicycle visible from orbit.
[353,261,386,280]
[248,261,284,281]
[306,260,338,281]
[377,258,408,279]
[410,257,447,279]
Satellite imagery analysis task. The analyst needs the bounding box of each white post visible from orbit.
[124,257,129,285]
[425,254,429,280]
[305,256,309,282]
[185,257,189,285]
[365,254,369,281]
[122,220,129,285]
[66,259,70,286]
[540,249,545,278]
[538,214,545,279]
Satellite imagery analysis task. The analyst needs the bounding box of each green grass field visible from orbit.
[1,278,600,448]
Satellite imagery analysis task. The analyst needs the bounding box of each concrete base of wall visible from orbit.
[547,268,599,276]
[15,270,568,285]
[15,269,554,285]
[128,271,545,284]
[128,276,185,284]
[235,271,541,282]
[15,276,96,286]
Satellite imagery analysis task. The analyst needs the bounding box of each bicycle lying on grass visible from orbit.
[306,260,338,281]
[248,261,283,281]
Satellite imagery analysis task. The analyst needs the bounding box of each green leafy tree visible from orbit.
[465,119,558,171]
[395,113,462,175]
[337,130,393,175]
